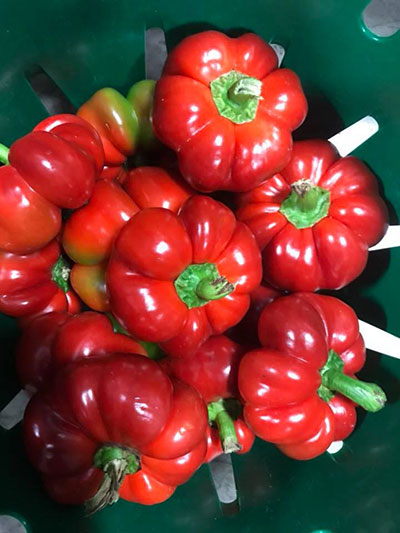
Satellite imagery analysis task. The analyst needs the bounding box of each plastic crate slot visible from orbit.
[25,66,75,115]
[208,454,239,515]
[145,28,168,81]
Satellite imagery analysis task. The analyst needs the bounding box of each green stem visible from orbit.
[210,70,262,124]
[280,179,330,229]
[51,256,71,293]
[227,76,262,105]
[196,276,234,301]
[208,399,241,454]
[319,350,386,413]
[0,143,9,165]
[175,263,235,309]
[85,445,140,515]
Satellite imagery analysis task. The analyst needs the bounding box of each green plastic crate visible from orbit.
[0,1,399,531]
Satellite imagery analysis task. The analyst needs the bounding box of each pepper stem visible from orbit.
[227,77,262,105]
[280,179,330,229]
[319,350,386,413]
[175,263,235,309]
[0,143,9,165]
[210,70,262,124]
[85,445,140,515]
[208,399,241,454]
[51,256,71,293]
[196,276,234,301]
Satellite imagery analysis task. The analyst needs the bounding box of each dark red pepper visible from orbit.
[239,293,386,460]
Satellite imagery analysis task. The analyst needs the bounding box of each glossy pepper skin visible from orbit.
[23,354,207,510]
[107,195,262,356]
[204,420,254,463]
[0,114,103,254]
[77,88,139,177]
[15,311,146,391]
[70,262,110,312]
[10,115,103,209]
[126,80,160,153]
[239,293,386,460]
[153,31,307,192]
[17,285,81,329]
[33,114,105,175]
[0,240,72,318]
[162,335,254,456]
[62,180,139,265]
[62,167,193,266]
[237,140,389,291]
[0,165,61,254]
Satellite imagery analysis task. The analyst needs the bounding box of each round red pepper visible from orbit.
[33,114,104,174]
[238,293,386,460]
[107,195,262,356]
[0,114,104,254]
[153,30,307,192]
[23,354,207,511]
[15,311,146,391]
[0,240,72,318]
[237,140,389,291]
[10,116,103,209]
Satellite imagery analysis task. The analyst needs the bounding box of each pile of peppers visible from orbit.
[0,29,391,513]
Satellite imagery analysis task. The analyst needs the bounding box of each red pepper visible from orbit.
[0,165,61,254]
[77,88,139,177]
[162,335,254,456]
[153,30,307,192]
[0,240,73,318]
[17,286,81,329]
[33,114,104,175]
[23,354,207,510]
[62,167,193,266]
[204,419,255,463]
[62,180,139,265]
[124,166,194,214]
[70,262,110,312]
[0,114,104,254]
[107,195,262,356]
[238,293,386,460]
[10,115,103,209]
[237,140,389,291]
[15,311,146,391]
